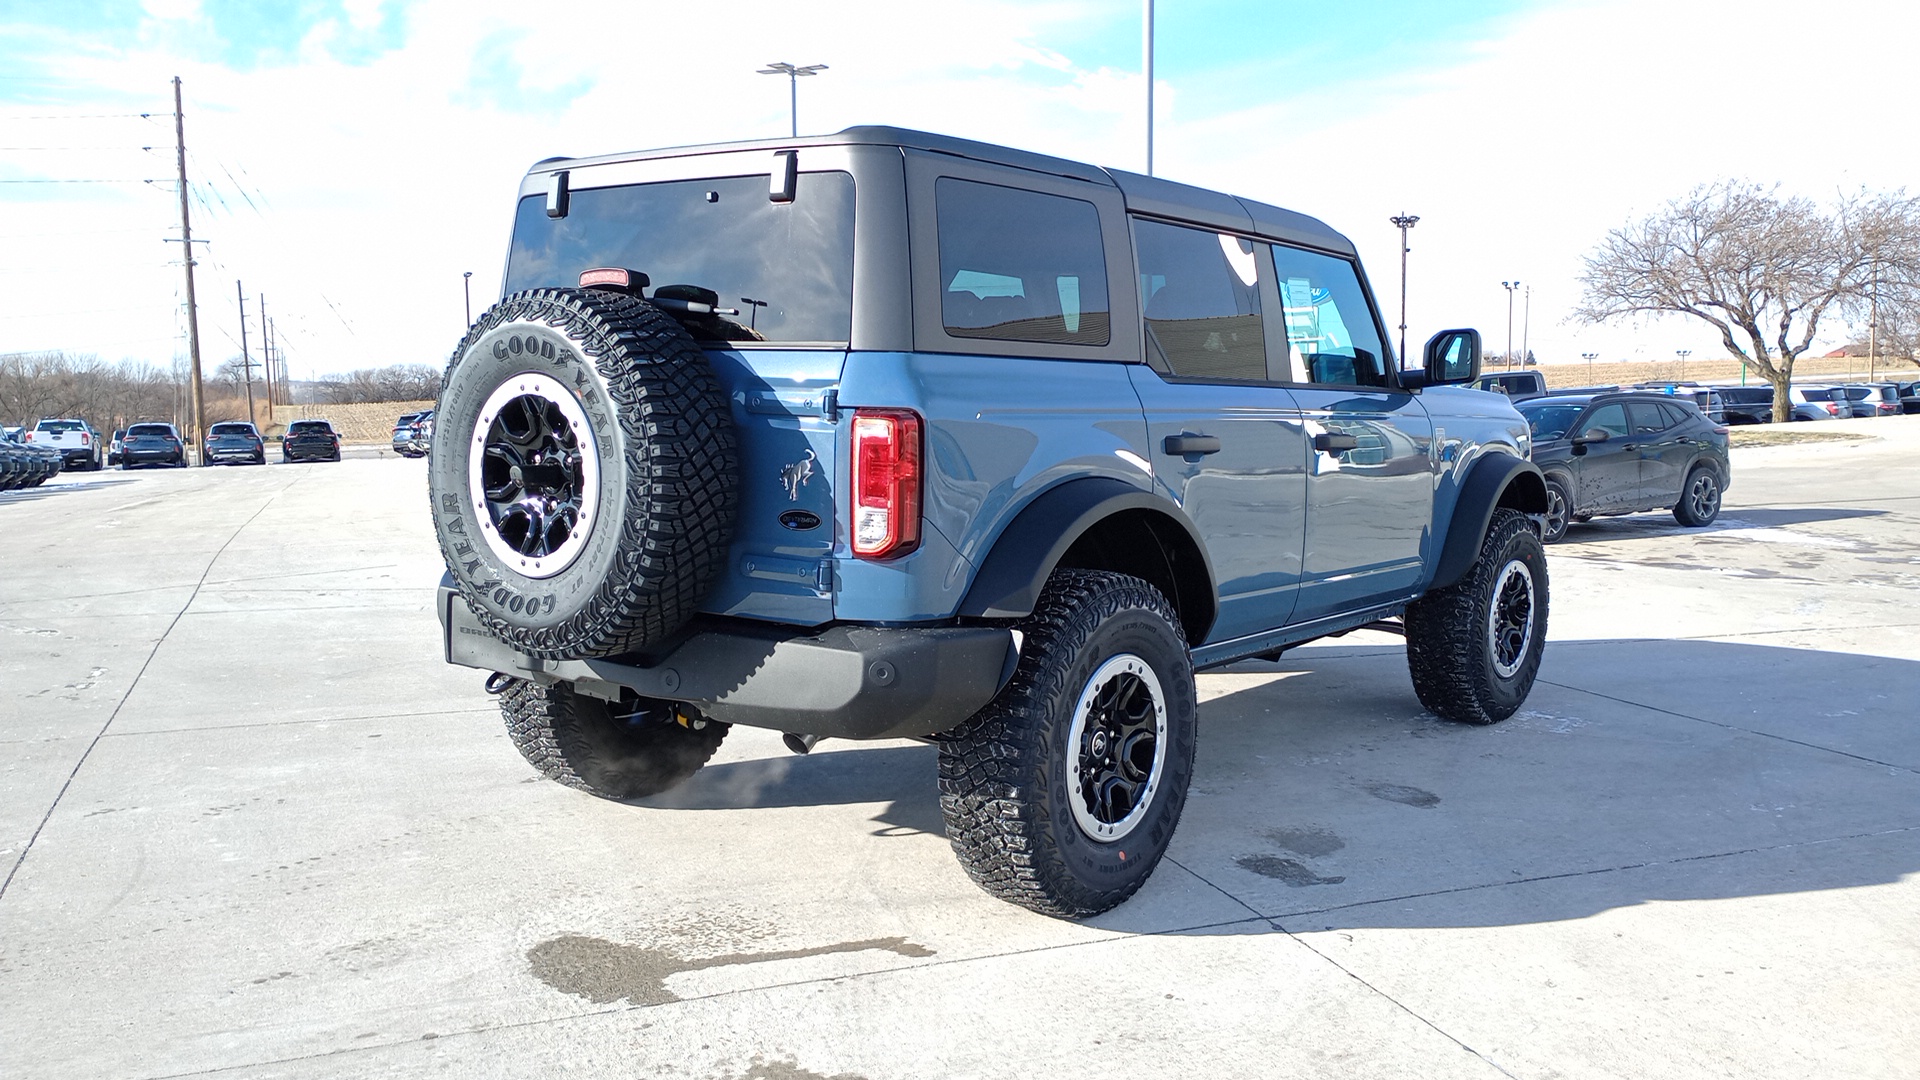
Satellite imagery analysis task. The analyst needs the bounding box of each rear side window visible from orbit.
[935,178,1110,347]
[1270,245,1389,387]
[507,172,856,344]
[1136,219,1265,380]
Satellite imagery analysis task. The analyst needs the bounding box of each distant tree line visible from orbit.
[2,352,443,432]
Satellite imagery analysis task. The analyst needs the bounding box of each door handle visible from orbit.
[1313,433,1360,453]
[1163,433,1222,456]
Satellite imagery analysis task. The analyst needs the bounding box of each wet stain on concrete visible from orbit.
[1364,783,1441,808]
[1234,855,1346,887]
[1263,825,1345,858]
[726,1057,872,1080]
[527,935,934,1006]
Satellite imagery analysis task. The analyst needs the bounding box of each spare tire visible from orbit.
[428,288,738,659]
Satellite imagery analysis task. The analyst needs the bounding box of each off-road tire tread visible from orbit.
[432,288,739,659]
[499,677,728,799]
[1404,508,1547,725]
[937,569,1194,918]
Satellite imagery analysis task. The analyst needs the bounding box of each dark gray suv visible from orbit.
[431,127,1550,917]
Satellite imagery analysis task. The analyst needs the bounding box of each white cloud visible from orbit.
[5,0,1915,380]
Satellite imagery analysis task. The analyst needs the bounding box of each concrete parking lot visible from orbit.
[3,422,1917,1080]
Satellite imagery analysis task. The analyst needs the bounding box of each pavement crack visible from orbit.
[1540,678,1920,775]
[0,475,308,903]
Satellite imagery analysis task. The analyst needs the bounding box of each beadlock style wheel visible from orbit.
[1486,560,1537,680]
[468,372,600,580]
[1065,654,1168,844]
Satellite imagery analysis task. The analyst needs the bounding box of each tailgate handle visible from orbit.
[1313,433,1360,453]
[1163,433,1221,456]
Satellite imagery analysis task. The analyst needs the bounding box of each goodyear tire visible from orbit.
[429,288,738,660]
[1404,508,1547,725]
[499,678,729,799]
[938,570,1198,918]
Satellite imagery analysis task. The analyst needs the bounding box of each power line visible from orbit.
[0,113,170,121]
[0,178,171,184]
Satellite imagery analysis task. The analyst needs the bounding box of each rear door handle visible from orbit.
[1313,433,1360,453]
[1163,433,1222,456]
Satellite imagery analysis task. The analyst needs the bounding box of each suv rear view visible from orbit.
[428,127,1546,917]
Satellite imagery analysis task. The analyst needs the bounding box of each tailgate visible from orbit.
[698,347,845,626]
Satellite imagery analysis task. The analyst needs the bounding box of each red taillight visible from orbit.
[80,432,90,444]
[850,409,922,559]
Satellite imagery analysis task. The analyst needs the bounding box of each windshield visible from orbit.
[505,171,856,344]
[1516,402,1588,441]
[127,424,172,437]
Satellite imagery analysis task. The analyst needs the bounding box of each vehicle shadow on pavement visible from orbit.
[636,743,945,836]
[1556,505,1885,545]
[641,636,1917,932]
[1160,636,1919,932]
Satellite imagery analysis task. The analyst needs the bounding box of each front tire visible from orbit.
[1405,508,1548,725]
[499,678,728,799]
[938,570,1198,918]
[1673,466,1722,527]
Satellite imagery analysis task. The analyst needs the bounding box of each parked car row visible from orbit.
[1517,391,1732,543]
[391,410,434,458]
[1,428,64,491]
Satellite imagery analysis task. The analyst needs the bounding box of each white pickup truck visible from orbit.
[26,418,102,471]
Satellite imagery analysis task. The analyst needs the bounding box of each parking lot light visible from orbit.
[757,62,827,138]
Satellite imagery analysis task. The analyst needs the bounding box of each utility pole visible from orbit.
[237,280,257,426]
[260,294,273,408]
[1143,0,1155,176]
[1390,213,1419,364]
[170,76,208,465]
[1868,264,1879,382]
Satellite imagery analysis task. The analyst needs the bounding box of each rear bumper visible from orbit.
[438,578,1015,740]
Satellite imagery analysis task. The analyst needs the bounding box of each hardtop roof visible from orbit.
[528,125,1355,256]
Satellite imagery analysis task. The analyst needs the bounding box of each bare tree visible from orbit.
[1577,183,1920,420]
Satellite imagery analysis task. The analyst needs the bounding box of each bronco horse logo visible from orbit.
[779,449,816,502]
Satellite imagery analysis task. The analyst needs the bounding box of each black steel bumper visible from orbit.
[438,579,1016,740]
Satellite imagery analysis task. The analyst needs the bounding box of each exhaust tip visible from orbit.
[782,732,820,756]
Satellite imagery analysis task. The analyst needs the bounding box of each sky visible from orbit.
[2,0,1916,380]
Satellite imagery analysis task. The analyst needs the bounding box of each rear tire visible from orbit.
[1405,508,1548,725]
[500,678,728,799]
[938,570,1197,918]
[1673,466,1722,527]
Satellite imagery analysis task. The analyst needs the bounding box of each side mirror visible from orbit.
[1422,328,1481,386]
[1571,430,1610,445]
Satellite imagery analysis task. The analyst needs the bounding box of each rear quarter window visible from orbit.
[934,177,1111,347]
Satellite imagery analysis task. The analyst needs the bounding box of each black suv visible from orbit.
[1518,392,1730,542]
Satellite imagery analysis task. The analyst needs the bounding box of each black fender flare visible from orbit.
[1430,453,1548,591]
[958,477,1217,639]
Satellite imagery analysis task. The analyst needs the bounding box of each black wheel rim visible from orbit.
[1066,655,1168,843]
[1486,560,1536,679]
[468,372,599,578]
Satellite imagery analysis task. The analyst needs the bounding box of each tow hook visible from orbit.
[483,672,515,695]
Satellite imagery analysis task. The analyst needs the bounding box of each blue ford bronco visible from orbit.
[431,127,1547,917]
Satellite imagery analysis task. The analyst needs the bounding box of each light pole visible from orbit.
[757,62,828,138]
[463,271,473,328]
[1675,348,1691,382]
[1581,351,1598,380]
[1521,283,1532,366]
[1390,213,1419,364]
[1143,0,1155,176]
[1501,280,1520,371]
[741,297,768,332]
